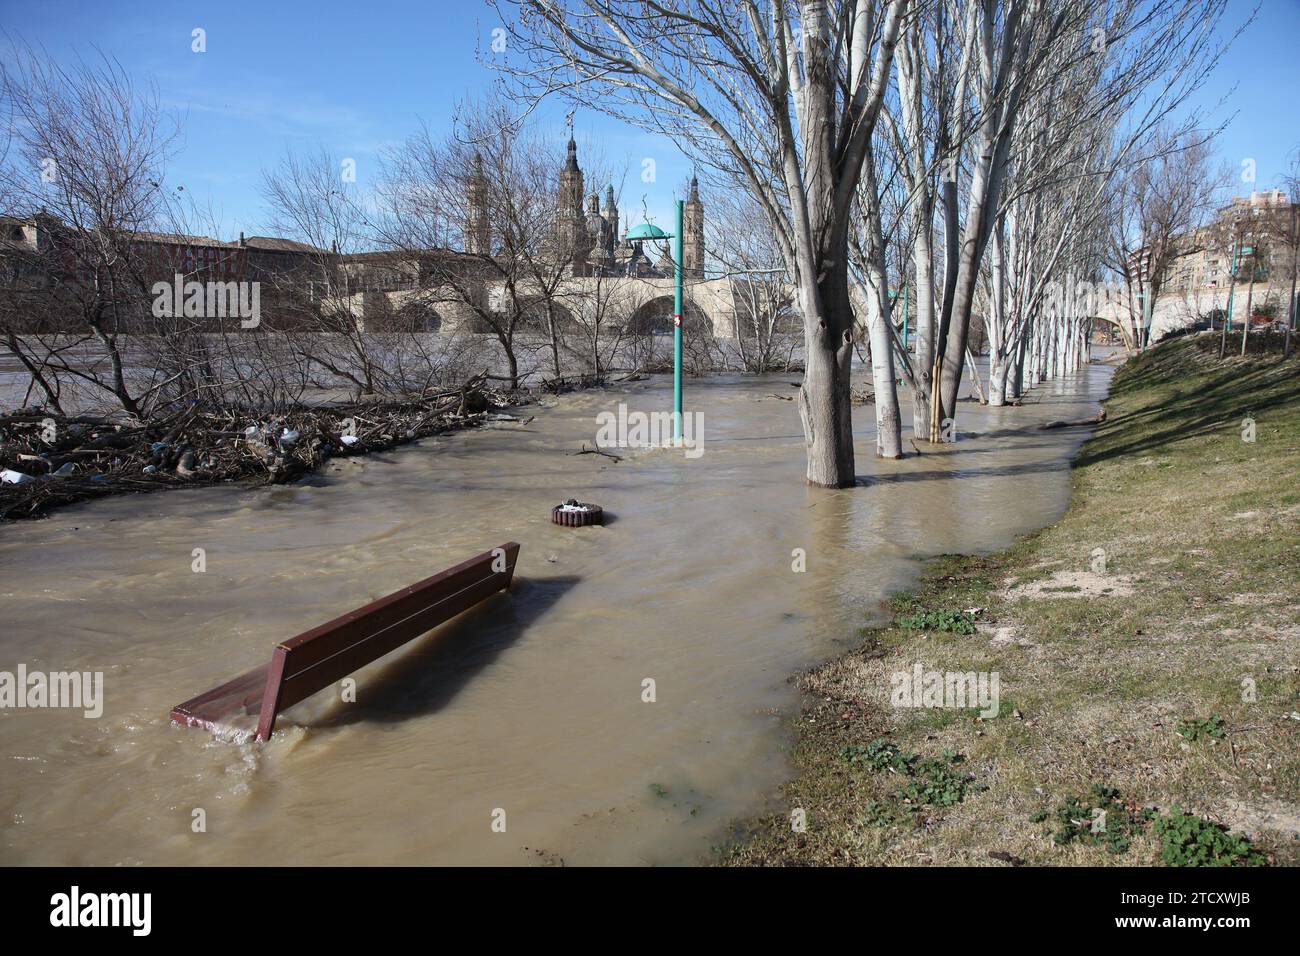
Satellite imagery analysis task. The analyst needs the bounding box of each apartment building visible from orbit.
[1167,189,1297,293]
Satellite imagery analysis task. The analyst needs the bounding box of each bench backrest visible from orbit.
[254,542,519,740]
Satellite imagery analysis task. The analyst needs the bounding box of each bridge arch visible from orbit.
[518,297,579,333]
[627,294,713,335]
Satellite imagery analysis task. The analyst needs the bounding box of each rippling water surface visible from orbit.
[0,363,1111,865]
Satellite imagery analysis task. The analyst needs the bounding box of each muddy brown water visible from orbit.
[0,363,1111,865]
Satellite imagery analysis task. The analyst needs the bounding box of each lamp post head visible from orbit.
[623,222,674,241]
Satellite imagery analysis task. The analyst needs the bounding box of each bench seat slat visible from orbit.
[169,663,271,733]
[169,543,520,741]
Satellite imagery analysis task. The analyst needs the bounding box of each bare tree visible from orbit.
[0,48,183,418]
[258,148,393,398]
[706,187,798,373]
[896,1,1240,437]
[374,101,585,389]
[1283,158,1300,358]
[1106,130,1224,352]
[489,0,907,486]
[564,268,635,380]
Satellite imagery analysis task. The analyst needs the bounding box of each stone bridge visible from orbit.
[1091,282,1293,341]
[355,275,1292,344]
[349,275,765,339]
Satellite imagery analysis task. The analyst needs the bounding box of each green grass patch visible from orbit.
[1154,808,1267,867]
[841,738,917,774]
[1176,715,1227,743]
[901,756,979,808]
[842,739,980,815]
[1034,784,1155,855]
[895,609,977,635]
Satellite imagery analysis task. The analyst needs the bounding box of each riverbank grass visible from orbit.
[724,333,1300,866]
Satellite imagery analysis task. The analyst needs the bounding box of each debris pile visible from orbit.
[0,374,525,520]
[851,384,875,405]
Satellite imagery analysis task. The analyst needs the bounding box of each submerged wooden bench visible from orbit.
[171,542,520,741]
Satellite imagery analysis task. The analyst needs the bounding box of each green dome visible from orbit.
[623,222,673,241]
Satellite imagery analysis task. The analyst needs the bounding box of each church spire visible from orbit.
[602,184,619,266]
[564,110,579,172]
[464,150,489,255]
[683,173,705,279]
[555,126,588,275]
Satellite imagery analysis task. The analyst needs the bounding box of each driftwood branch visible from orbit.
[1039,406,1107,430]
[567,443,622,462]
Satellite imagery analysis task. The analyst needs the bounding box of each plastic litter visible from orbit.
[1,469,33,485]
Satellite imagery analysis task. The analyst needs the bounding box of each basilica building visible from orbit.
[467,135,704,280]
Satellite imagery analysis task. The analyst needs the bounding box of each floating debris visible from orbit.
[0,374,525,520]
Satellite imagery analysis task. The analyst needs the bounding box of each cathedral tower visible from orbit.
[464,151,490,255]
[559,137,584,220]
[585,191,613,272]
[603,184,619,260]
[556,136,590,275]
[683,175,705,278]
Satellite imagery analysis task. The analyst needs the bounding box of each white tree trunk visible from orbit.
[864,278,904,458]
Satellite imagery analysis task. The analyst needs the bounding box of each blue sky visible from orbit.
[1,0,1297,242]
[1187,0,1300,195]
[0,0,696,238]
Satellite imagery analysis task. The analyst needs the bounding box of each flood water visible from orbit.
[0,361,1111,865]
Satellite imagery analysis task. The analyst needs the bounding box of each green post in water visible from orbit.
[890,286,911,352]
[1225,241,1242,333]
[673,199,684,443]
[622,217,682,442]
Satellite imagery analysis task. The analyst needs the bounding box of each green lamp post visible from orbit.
[1134,289,1152,349]
[625,204,685,443]
[1225,242,1253,333]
